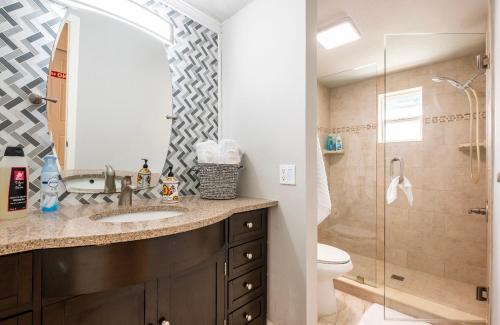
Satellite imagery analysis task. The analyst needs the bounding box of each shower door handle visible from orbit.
[468,208,486,215]
[468,208,487,217]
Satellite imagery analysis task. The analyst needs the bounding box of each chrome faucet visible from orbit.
[103,164,116,193]
[118,176,136,207]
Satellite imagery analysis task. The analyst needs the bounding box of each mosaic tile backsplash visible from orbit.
[0,0,218,207]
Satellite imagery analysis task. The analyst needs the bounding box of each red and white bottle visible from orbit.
[0,146,29,219]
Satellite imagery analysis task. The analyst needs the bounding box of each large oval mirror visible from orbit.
[45,1,173,193]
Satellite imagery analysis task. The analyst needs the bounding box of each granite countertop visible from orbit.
[0,196,278,256]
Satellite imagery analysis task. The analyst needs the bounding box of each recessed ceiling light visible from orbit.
[317,18,361,50]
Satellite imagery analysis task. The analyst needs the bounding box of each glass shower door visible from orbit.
[383,33,489,323]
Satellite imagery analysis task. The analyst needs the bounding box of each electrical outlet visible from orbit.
[280,164,296,185]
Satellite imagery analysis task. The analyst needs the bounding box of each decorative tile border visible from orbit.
[317,111,487,136]
[0,0,218,207]
[424,112,486,124]
[318,123,377,135]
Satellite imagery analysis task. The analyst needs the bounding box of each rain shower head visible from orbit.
[431,76,463,89]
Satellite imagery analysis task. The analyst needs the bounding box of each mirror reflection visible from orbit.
[46,3,173,193]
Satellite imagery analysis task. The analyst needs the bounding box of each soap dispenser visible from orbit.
[137,159,151,189]
[162,167,179,204]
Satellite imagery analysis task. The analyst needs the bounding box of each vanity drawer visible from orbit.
[228,209,266,244]
[228,239,265,279]
[228,296,265,325]
[0,253,32,317]
[228,267,265,312]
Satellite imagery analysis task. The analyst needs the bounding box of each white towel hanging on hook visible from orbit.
[386,176,413,206]
[386,157,413,206]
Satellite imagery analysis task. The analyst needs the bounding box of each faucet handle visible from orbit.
[121,175,132,186]
[121,176,138,190]
[105,164,115,175]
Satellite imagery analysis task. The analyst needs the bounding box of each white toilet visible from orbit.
[317,243,353,317]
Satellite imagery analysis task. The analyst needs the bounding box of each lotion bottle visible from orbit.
[137,159,151,189]
[0,146,29,219]
[162,167,179,203]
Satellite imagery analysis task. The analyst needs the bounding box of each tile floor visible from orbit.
[318,290,373,325]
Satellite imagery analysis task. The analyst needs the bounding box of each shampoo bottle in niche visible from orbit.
[0,146,29,219]
[40,155,59,213]
[162,167,179,204]
[137,159,151,189]
[326,134,336,151]
[336,134,343,151]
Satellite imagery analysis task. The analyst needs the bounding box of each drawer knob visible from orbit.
[244,282,253,291]
[245,252,253,260]
[245,221,254,229]
[161,320,170,325]
[244,313,253,322]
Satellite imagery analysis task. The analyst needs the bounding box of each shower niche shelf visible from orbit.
[458,143,486,151]
[323,150,344,155]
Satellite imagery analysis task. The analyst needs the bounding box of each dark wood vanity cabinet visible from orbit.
[0,253,33,320]
[0,208,268,325]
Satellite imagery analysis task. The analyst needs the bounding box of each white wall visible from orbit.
[221,0,317,324]
[492,0,499,322]
[71,7,172,174]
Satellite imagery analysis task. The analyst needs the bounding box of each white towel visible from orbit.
[195,139,243,164]
[386,176,413,206]
[219,139,243,164]
[194,140,219,163]
[317,137,331,224]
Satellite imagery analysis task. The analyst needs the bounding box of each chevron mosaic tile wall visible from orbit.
[0,0,218,207]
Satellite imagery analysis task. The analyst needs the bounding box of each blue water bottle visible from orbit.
[40,155,59,212]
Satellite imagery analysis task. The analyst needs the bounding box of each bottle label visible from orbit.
[8,167,28,212]
[137,172,151,188]
[41,172,59,193]
[162,181,179,202]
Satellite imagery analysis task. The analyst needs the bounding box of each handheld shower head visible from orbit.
[431,76,445,83]
[431,76,463,89]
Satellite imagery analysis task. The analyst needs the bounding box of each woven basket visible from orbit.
[196,163,241,200]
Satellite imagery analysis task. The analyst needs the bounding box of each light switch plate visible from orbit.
[280,164,296,185]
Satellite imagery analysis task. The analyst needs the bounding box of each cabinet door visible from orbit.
[158,250,225,325]
[0,312,32,325]
[0,253,32,318]
[43,284,148,325]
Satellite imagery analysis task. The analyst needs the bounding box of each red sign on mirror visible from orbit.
[50,70,66,79]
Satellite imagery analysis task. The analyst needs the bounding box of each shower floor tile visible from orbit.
[339,253,487,323]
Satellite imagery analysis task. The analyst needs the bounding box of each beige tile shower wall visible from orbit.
[317,82,331,148]
[317,55,487,288]
[318,78,378,267]
[383,55,487,287]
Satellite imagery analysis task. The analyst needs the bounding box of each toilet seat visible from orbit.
[317,243,351,264]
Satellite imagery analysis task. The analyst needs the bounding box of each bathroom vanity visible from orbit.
[0,197,276,325]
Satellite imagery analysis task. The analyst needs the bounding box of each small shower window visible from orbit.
[378,87,423,143]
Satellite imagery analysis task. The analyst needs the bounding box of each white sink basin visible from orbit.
[65,176,122,193]
[96,210,184,223]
